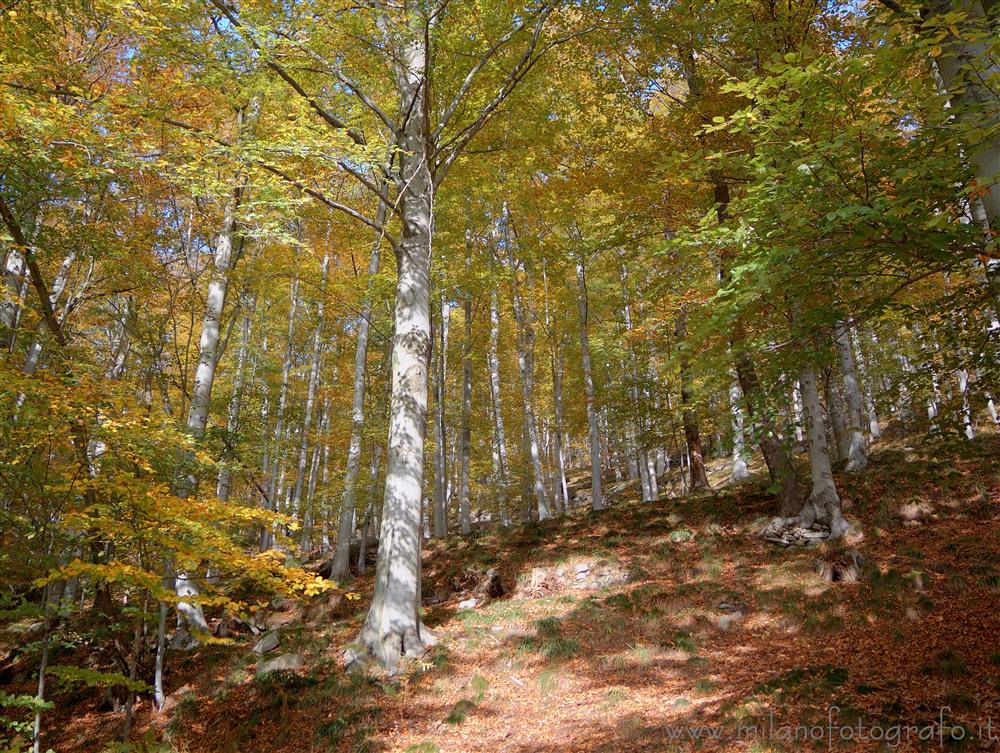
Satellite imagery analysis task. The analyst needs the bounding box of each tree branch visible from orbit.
[206,0,368,146]
[161,117,397,249]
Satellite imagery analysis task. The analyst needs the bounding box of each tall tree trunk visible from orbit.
[217,294,255,502]
[186,182,245,438]
[175,170,248,635]
[824,369,852,464]
[331,199,387,579]
[487,288,511,524]
[575,256,604,511]
[504,215,550,521]
[551,342,570,511]
[852,328,882,438]
[432,297,450,536]
[349,34,435,670]
[675,310,711,492]
[262,276,298,551]
[294,253,330,548]
[458,250,473,534]
[542,260,570,513]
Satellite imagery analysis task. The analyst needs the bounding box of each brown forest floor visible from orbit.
[35,431,1000,752]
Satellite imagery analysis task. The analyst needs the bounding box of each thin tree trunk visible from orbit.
[294,253,330,548]
[262,276,298,551]
[487,288,511,524]
[331,199,388,579]
[728,370,750,482]
[431,297,450,536]
[458,246,473,534]
[175,165,249,634]
[217,295,255,501]
[541,260,570,513]
[31,585,52,753]
[835,321,868,471]
[504,216,550,521]
[153,598,167,710]
[576,256,604,511]
[675,310,711,492]
[551,343,570,511]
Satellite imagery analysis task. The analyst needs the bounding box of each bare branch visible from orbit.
[431,6,546,142]
[275,31,397,134]
[205,0,368,146]
[162,117,397,248]
[433,12,598,184]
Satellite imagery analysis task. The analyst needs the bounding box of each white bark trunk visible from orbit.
[350,34,435,670]
[852,329,882,438]
[187,185,243,437]
[728,372,750,482]
[262,276,298,551]
[217,295,254,502]
[576,257,604,511]
[488,288,511,524]
[19,251,77,377]
[331,200,388,578]
[927,0,1000,230]
[176,173,249,632]
[791,380,805,443]
[798,362,850,538]
[504,216,550,521]
[542,261,570,512]
[293,253,329,547]
[835,321,868,471]
[432,297,450,536]
[459,255,473,534]
[1,247,25,350]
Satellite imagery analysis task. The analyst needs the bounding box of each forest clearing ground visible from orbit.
[39,432,1000,753]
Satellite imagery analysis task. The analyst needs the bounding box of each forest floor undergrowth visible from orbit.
[36,432,1000,752]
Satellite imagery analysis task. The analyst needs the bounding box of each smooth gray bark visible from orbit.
[217,295,254,502]
[504,220,550,521]
[852,328,882,438]
[176,172,248,633]
[925,0,1000,230]
[728,371,750,482]
[262,276,298,551]
[331,200,387,579]
[458,253,473,534]
[349,32,436,670]
[575,256,604,511]
[798,362,850,538]
[294,253,329,548]
[432,297,450,536]
[835,321,868,471]
[487,288,511,524]
[542,261,570,512]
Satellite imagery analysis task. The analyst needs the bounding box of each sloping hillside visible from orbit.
[24,433,1000,753]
